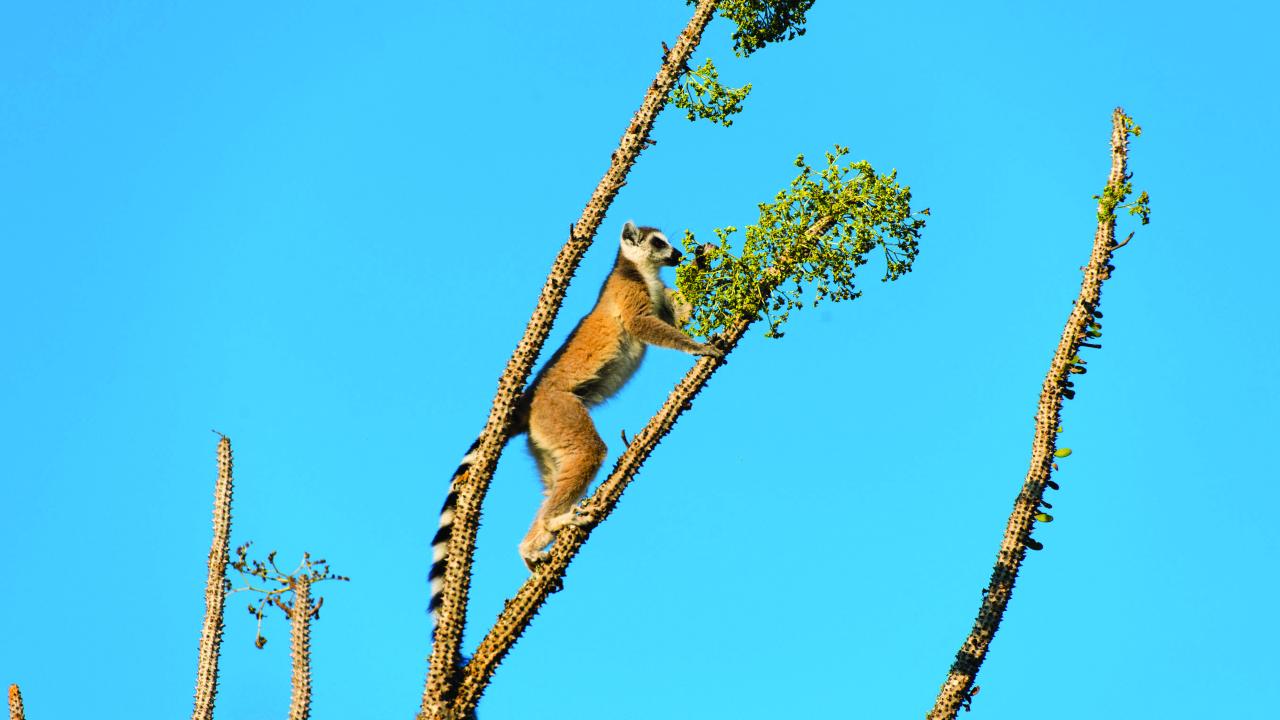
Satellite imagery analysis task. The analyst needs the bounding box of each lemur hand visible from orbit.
[697,340,725,358]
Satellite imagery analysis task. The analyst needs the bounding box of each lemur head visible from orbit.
[620,220,682,270]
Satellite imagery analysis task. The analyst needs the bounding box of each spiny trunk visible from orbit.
[192,436,234,720]
[288,577,313,720]
[926,108,1135,719]
[9,684,25,720]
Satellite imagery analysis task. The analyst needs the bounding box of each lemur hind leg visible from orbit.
[519,389,607,568]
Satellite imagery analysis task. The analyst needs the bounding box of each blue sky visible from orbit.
[2,1,1276,718]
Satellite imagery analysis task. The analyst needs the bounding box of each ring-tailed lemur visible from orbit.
[429,221,721,618]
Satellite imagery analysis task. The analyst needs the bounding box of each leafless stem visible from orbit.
[420,2,720,716]
[192,435,233,720]
[927,107,1137,719]
[288,577,313,720]
[8,684,25,720]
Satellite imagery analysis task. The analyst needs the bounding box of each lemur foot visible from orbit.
[545,506,597,532]
[521,548,551,571]
[518,528,554,570]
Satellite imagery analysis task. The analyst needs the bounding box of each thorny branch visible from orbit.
[420,1,720,716]
[8,684,25,720]
[288,577,313,720]
[926,107,1146,719]
[448,217,841,718]
[191,435,233,720]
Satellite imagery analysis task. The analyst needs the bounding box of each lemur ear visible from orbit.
[621,220,640,245]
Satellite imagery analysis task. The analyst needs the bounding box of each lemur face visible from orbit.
[621,221,683,269]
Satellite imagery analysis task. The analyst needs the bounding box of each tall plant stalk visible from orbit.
[287,577,313,720]
[420,1,720,715]
[8,684,24,720]
[192,435,234,720]
[927,107,1147,719]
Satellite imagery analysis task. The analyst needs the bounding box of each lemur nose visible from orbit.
[670,249,683,262]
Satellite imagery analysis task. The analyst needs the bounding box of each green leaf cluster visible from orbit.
[706,0,816,57]
[1096,180,1151,226]
[670,58,752,126]
[675,146,926,339]
[670,1,815,125]
[1095,112,1152,226]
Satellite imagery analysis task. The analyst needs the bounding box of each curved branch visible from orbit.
[927,107,1139,719]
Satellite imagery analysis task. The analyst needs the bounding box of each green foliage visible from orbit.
[670,58,752,126]
[675,146,926,339]
[1127,190,1151,225]
[705,0,816,57]
[1095,112,1151,226]
[670,1,814,124]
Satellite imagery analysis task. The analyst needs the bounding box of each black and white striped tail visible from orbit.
[429,438,481,621]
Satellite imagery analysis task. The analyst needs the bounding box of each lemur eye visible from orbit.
[649,238,667,249]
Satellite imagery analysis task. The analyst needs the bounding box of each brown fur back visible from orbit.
[523,253,667,408]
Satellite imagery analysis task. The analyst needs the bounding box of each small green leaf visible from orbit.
[1035,513,1054,523]
[1054,448,1072,458]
